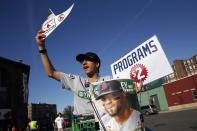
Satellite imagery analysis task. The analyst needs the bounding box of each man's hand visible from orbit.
[35,29,46,48]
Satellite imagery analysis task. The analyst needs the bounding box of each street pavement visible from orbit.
[143,108,197,131]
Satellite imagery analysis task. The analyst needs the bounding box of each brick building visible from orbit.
[28,103,57,130]
[163,54,197,110]
[165,54,197,83]
[0,57,30,130]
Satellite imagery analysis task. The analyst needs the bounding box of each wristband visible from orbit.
[39,49,47,54]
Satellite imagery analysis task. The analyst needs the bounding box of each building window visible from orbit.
[192,91,197,100]
[172,65,176,71]
[187,60,191,65]
[185,67,189,72]
[190,59,193,64]
[169,74,174,80]
[0,68,9,107]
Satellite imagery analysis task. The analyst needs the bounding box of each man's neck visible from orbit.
[115,108,133,125]
[87,73,99,83]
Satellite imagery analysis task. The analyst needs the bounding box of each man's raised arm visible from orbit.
[35,29,61,81]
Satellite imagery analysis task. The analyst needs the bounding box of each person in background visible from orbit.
[28,119,39,131]
[11,125,16,131]
[54,113,64,131]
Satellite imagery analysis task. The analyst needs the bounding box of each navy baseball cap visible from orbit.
[76,52,101,64]
[95,80,122,100]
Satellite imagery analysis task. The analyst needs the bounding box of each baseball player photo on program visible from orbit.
[90,79,143,131]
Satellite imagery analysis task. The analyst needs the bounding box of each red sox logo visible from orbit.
[58,14,65,22]
[100,82,108,90]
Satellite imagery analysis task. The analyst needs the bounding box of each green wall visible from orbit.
[137,86,169,111]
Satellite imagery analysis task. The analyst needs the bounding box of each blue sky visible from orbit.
[0,0,197,112]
